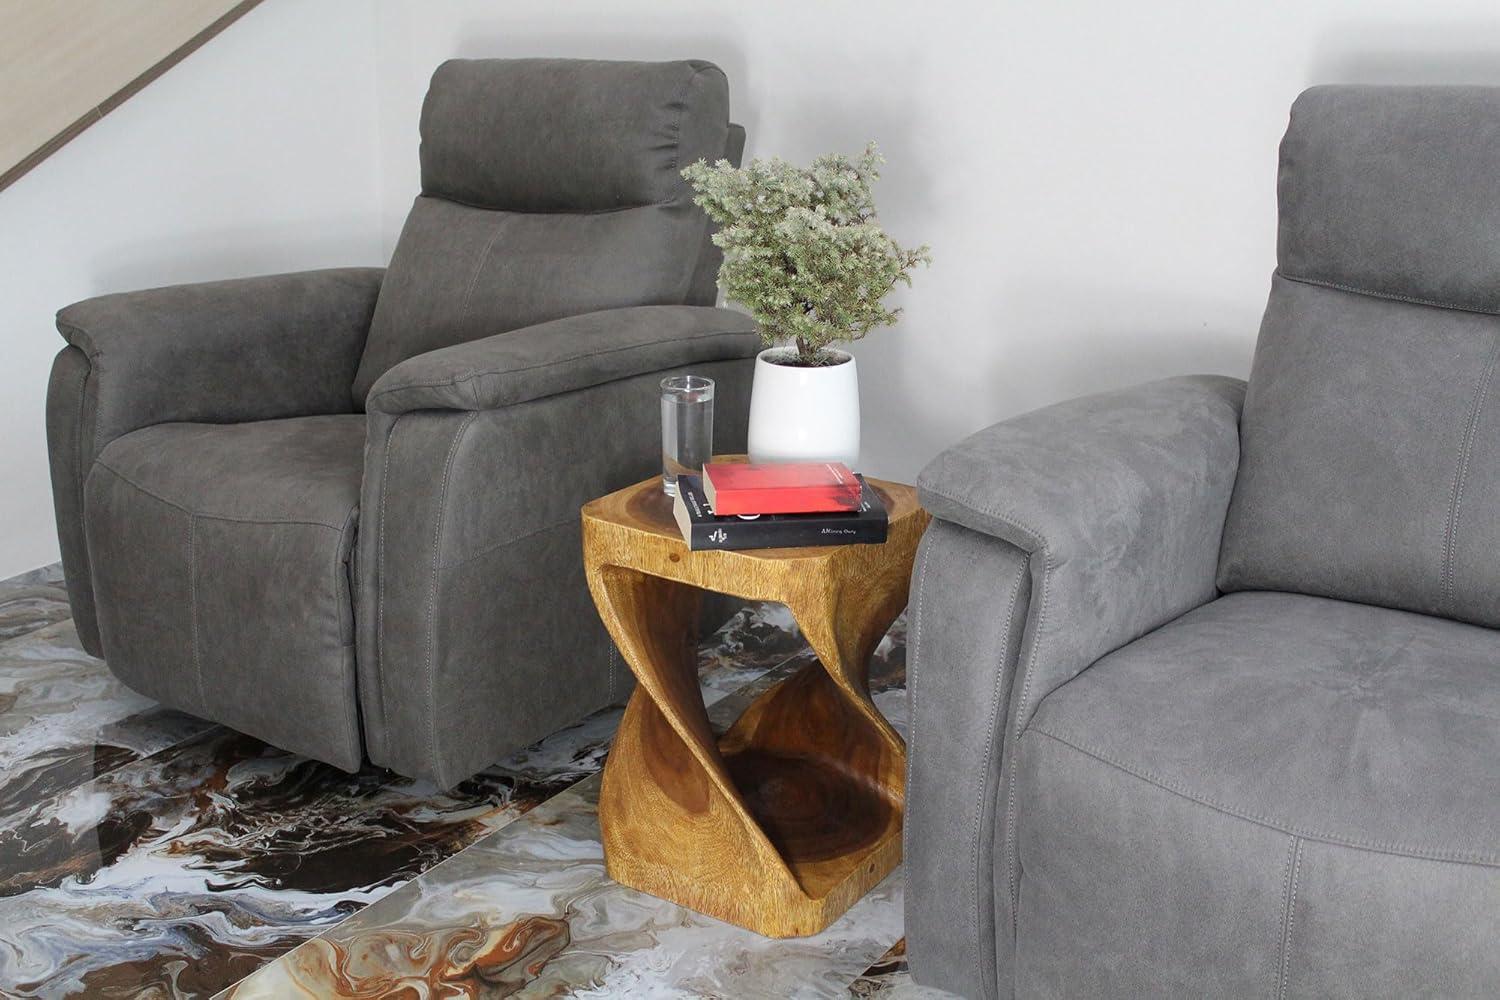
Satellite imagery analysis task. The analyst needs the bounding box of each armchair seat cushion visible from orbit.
[83,416,366,769]
[92,415,366,526]
[1017,590,1500,995]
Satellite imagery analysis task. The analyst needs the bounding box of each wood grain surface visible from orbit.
[0,0,261,192]
[582,462,928,937]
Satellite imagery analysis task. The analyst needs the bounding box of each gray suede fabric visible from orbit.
[907,85,1500,999]
[1220,276,1500,626]
[918,375,1245,732]
[1016,730,1292,998]
[1016,739,1500,998]
[1031,592,1500,865]
[417,58,730,213]
[1282,842,1500,999]
[45,346,101,655]
[44,59,752,785]
[57,269,382,442]
[351,198,712,401]
[357,354,753,787]
[904,520,1030,1000]
[1021,591,1500,996]
[1221,86,1500,626]
[1275,86,1500,314]
[365,305,757,414]
[85,416,365,770]
[909,375,1244,999]
[352,58,732,402]
[46,268,381,657]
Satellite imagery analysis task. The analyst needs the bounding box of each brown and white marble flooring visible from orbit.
[0,565,948,998]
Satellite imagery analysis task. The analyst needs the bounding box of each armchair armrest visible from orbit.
[363,305,759,413]
[905,374,1244,997]
[919,374,1245,720]
[47,266,382,657]
[57,267,383,450]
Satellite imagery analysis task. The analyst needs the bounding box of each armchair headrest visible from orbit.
[418,57,730,213]
[1277,85,1500,315]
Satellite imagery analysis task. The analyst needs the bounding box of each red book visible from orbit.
[701,461,862,515]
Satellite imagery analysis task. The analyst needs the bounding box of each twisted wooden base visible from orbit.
[582,469,926,937]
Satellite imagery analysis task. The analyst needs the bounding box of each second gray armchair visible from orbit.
[905,85,1500,998]
[46,58,758,787]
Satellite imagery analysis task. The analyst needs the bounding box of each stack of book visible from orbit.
[672,461,888,551]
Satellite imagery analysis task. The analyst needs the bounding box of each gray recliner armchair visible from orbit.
[45,58,759,787]
[906,86,1500,997]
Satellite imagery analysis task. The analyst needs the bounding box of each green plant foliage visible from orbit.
[683,142,930,367]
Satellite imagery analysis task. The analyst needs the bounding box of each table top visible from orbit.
[581,458,924,564]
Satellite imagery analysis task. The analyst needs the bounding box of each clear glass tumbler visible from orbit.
[661,375,715,496]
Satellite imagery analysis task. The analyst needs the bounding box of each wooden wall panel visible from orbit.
[0,0,262,192]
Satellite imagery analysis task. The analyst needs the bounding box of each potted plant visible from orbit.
[683,143,929,466]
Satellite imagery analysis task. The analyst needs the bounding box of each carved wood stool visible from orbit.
[581,463,928,937]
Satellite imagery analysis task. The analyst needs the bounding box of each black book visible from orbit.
[672,473,888,550]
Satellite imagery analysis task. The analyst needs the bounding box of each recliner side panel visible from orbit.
[45,346,102,655]
[357,357,753,787]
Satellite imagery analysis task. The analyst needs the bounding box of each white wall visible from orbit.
[369,0,1500,486]
[0,0,384,577]
[5,0,1500,577]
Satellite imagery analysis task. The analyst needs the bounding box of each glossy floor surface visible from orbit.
[0,565,947,998]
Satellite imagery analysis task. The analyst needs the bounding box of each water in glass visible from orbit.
[661,375,714,495]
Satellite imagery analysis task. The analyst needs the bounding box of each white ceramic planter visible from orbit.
[746,348,860,467]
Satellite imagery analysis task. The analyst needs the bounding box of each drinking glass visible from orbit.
[661,375,714,495]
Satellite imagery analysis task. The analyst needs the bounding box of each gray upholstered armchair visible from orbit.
[906,86,1500,997]
[45,58,759,787]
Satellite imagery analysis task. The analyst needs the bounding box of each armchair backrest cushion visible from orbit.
[1219,86,1500,627]
[352,58,735,403]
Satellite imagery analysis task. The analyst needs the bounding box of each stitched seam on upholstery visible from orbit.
[173,511,342,529]
[1277,271,1500,317]
[1004,550,1049,940]
[1276,836,1304,1000]
[188,513,207,715]
[72,357,91,515]
[63,332,164,483]
[1441,330,1500,610]
[53,330,106,464]
[456,223,506,332]
[333,508,360,761]
[917,485,1052,950]
[85,351,104,496]
[366,329,754,409]
[91,463,345,529]
[904,539,932,959]
[1272,837,1296,998]
[426,193,664,216]
[669,63,714,173]
[669,65,717,297]
[906,485,1050,553]
[56,319,92,353]
[438,514,577,572]
[335,509,357,646]
[968,555,1028,990]
[68,356,96,630]
[374,415,403,745]
[427,412,478,777]
[1029,727,1500,866]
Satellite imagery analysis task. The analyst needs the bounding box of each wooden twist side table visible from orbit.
[581,466,928,938]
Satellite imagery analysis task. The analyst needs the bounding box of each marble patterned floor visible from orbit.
[0,565,948,999]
